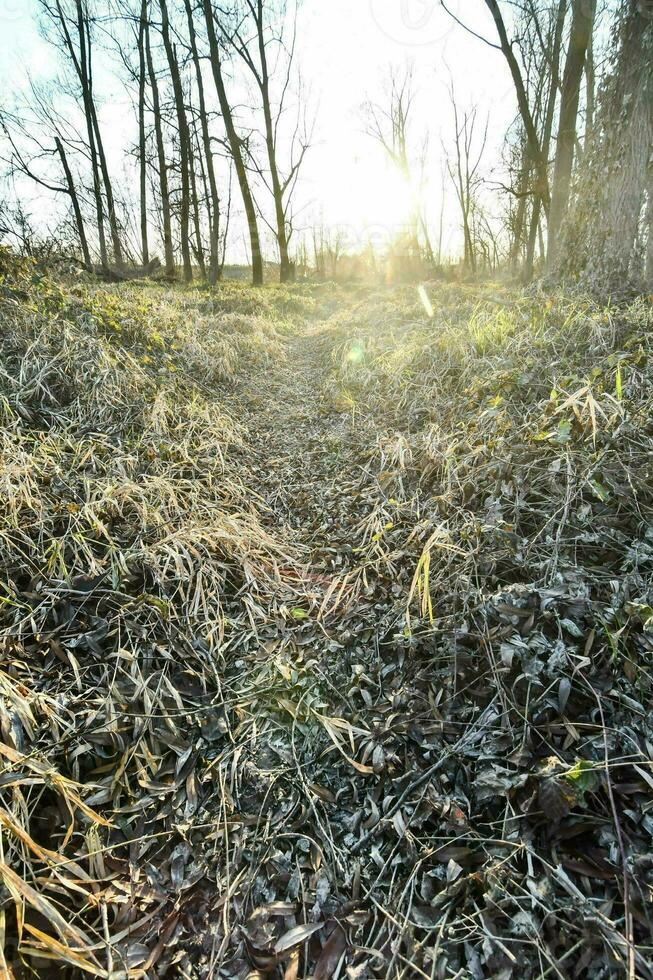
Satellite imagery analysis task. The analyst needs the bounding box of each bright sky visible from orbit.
[0,0,517,260]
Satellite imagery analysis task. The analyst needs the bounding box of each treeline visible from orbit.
[1,0,651,293]
[1,0,308,285]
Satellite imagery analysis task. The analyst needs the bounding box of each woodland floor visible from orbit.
[1,263,653,979]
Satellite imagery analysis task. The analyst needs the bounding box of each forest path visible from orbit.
[188,310,428,977]
[231,315,382,581]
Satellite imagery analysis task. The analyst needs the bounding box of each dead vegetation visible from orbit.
[1,255,653,978]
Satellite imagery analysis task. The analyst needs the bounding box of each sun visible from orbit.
[311,150,421,252]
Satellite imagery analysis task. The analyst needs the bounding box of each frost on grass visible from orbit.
[1,257,653,978]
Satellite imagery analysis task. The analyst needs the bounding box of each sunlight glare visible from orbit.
[418,286,434,318]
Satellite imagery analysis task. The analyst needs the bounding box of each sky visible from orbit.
[0,0,518,261]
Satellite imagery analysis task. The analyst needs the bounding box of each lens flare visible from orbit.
[347,343,365,364]
[418,285,434,318]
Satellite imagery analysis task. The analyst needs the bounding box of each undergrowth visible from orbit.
[1,254,652,978]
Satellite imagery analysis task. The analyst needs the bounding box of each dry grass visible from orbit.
[1,254,653,978]
[314,280,653,978]
[0,253,305,977]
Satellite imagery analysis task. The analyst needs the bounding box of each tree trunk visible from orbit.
[557,1,653,290]
[584,28,595,149]
[159,0,193,283]
[55,136,91,269]
[510,155,529,274]
[77,3,123,266]
[646,167,653,289]
[202,0,263,286]
[253,1,291,282]
[646,184,653,293]
[188,122,206,279]
[184,0,221,285]
[524,197,541,282]
[62,0,107,267]
[484,0,550,212]
[546,0,595,270]
[145,9,175,277]
[137,0,149,265]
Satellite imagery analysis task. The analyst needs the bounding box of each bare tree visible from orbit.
[521,0,567,279]
[38,0,124,267]
[445,84,488,274]
[183,0,221,283]
[223,0,310,282]
[484,0,550,216]
[137,0,149,264]
[55,135,92,267]
[202,0,264,285]
[312,222,344,280]
[0,107,92,267]
[159,0,192,282]
[144,3,174,276]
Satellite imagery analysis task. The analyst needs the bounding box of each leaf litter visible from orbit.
[1,254,653,977]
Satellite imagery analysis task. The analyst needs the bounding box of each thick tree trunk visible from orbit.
[202,0,263,286]
[184,0,221,285]
[557,1,653,290]
[145,12,175,277]
[55,136,91,269]
[546,0,595,270]
[646,178,653,290]
[159,0,193,283]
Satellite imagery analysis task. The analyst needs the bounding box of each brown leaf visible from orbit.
[314,924,347,980]
[274,921,323,954]
[538,778,570,821]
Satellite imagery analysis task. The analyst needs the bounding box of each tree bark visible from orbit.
[184,0,221,285]
[145,7,175,277]
[557,1,653,290]
[77,2,123,266]
[159,0,193,283]
[645,165,653,289]
[55,136,91,269]
[202,0,263,286]
[546,0,595,270]
[137,0,149,265]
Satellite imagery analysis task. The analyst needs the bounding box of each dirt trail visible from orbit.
[234,319,381,575]
[201,318,411,969]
